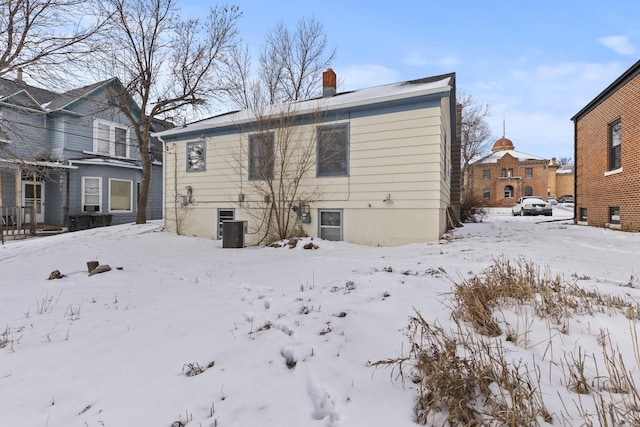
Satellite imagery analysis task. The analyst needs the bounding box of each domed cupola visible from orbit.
[492,136,514,152]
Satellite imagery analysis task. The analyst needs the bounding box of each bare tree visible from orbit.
[557,156,573,166]
[0,0,104,81]
[459,91,493,196]
[235,103,321,243]
[94,0,241,223]
[223,15,336,109]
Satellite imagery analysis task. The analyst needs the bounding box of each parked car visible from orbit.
[547,196,558,205]
[512,196,553,216]
[558,194,574,203]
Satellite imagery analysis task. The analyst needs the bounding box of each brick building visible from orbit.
[469,137,550,207]
[571,59,640,231]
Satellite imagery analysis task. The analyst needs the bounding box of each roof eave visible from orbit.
[155,77,453,139]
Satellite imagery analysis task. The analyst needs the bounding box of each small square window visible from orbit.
[187,141,206,172]
[319,209,343,241]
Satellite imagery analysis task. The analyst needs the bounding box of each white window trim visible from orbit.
[318,208,343,241]
[82,176,102,213]
[108,178,133,213]
[93,118,131,158]
[604,167,623,176]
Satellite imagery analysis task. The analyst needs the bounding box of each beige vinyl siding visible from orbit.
[164,100,451,245]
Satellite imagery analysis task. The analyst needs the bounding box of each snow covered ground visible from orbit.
[1,204,639,426]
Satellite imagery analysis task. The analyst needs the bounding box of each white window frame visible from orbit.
[108,178,133,213]
[93,118,130,158]
[318,209,343,241]
[82,177,102,213]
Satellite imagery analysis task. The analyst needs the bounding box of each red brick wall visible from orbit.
[575,72,640,231]
[470,154,549,207]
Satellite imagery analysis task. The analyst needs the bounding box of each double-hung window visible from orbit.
[609,119,621,171]
[483,170,490,180]
[248,132,274,180]
[94,119,129,158]
[317,125,348,176]
[82,177,102,213]
[525,168,532,178]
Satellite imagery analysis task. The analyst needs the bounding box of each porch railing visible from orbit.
[1,206,36,245]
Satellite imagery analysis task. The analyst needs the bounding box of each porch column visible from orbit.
[14,167,20,207]
[14,167,21,228]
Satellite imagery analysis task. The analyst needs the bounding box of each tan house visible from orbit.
[156,70,459,246]
[572,58,640,231]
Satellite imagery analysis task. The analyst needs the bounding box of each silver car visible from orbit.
[512,196,552,216]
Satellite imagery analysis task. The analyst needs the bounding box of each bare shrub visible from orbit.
[371,311,549,425]
[376,257,640,425]
[459,193,487,223]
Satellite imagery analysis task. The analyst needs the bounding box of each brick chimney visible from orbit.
[16,68,24,84]
[322,68,336,97]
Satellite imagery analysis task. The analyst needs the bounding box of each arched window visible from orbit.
[504,185,514,198]
[525,186,533,196]
[483,188,490,199]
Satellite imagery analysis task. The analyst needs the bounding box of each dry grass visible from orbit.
[373,257,640,426]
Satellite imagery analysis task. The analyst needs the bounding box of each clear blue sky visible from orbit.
[183,0,640,161]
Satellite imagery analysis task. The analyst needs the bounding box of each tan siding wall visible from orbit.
[164,103,451,246]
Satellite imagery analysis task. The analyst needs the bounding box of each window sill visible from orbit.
[604,167,623,176]
[605,223,621,230]
[83,150,132,160]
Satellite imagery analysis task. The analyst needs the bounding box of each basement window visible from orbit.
[319,209,342,241]
[609,206,620,225]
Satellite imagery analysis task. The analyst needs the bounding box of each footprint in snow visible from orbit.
[307,376,341,426]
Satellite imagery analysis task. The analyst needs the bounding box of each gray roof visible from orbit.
[0,78,58,105]
[0,77,115,112]
[156,73,456,139]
